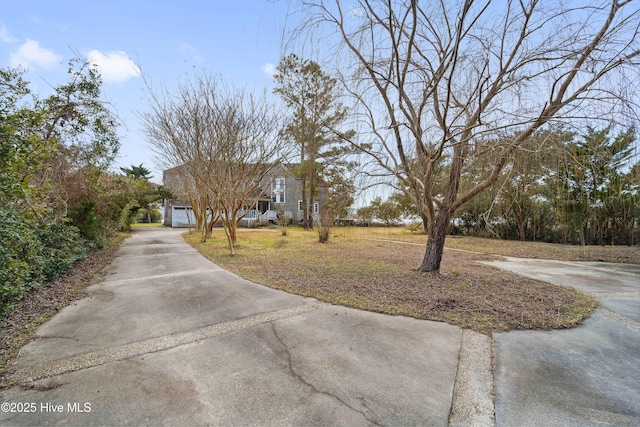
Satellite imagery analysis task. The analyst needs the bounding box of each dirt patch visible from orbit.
[0,233,128,377]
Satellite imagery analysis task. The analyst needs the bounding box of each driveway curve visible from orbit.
[2,228,638,426]
[1,227,462,426]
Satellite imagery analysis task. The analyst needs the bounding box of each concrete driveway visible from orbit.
[1,228,638,426]
[0,227,463,426]
[484,257,640,426]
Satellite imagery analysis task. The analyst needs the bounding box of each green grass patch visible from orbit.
[131,223,163,228]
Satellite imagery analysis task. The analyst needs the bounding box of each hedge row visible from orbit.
[0,206,90,315]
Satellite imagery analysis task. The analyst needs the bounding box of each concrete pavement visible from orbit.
[484,257,640,426]
[0,228,638,426]
[0,227,463,426]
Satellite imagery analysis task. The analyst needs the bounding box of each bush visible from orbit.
[0,207,92,315]
[0,207,44,315]
[69,200,100,240]
[318,225,330,243]
[118,200,140,232]
[136,205,162,223]
[35,222,88,280]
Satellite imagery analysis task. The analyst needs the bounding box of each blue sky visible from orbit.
[1,0,297,183]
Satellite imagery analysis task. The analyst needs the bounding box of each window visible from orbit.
[271,178,285,204]
[298,201,318,212]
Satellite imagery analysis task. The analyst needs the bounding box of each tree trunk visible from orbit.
[207,214,215,236]
[219,201,237,256]
[304,166,315,229]
[200,213,209,243]
[222,223,235,256]
[419,211,451,273]
[308,173,315,228]
[517,219,526,241]
[301,175,309,229]
[304,158,316,229]
[419,212,429,235]
[229,205,240,247]
[229,221,237,247]
[578,227,586,247]
[514,202,526,241]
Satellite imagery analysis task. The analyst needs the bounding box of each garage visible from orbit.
[171,206,195,228]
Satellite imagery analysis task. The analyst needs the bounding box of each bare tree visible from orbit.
[300,0,639,272]
[207,96,287,254]
[142,74,287,254]
[142,76,217,238]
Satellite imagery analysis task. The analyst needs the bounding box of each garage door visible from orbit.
[171,206,195,228]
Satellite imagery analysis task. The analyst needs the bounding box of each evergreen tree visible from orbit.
[274,54,355,228]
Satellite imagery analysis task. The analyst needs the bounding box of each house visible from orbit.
[162,164,326,228]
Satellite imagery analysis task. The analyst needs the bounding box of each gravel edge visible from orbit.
[449,329,496,426]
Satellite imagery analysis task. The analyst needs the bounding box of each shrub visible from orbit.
[318,225,330,243]
[35,222,88,280]
[136,205,162,223]
[0,207,92,315]
[0,207,44,314]
[69,200,100,240]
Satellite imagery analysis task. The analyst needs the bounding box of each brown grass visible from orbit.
[340,226,640,264]
[185,227,601,334]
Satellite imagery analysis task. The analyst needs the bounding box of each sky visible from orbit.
[1,0,298,184]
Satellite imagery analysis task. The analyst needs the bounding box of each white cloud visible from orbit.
[262,63,276,77]
[87,50,141,83]
[10,40,61,69]
[0,24,18,43]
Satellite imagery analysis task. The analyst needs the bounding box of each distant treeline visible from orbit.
[450,127,639,246]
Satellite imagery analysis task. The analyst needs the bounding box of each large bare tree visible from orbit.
[142,75,287,254]
[300,0,639,272]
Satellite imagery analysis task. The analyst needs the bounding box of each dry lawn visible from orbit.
[184,226,610,334]
[341,227,640,264]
